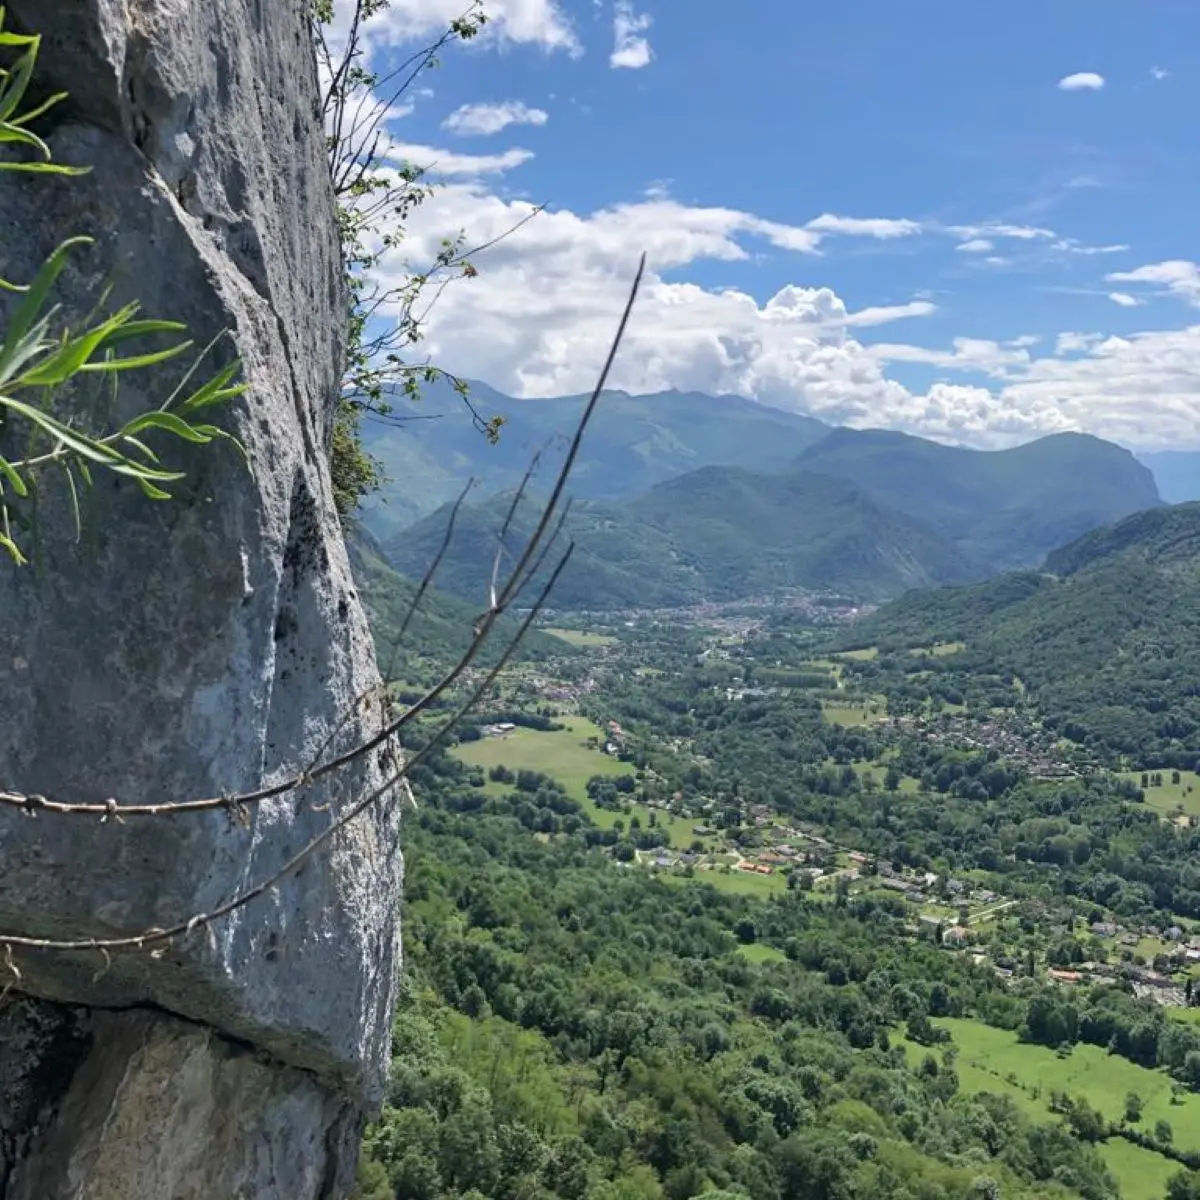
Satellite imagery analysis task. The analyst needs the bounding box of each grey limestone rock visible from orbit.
[0,0,403,1193]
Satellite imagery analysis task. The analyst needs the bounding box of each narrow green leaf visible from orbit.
[104,460,188,483]
[0,237,92,378]
[76,340,193,374]
[0,454,28,497]
[14,306,140,386]
[177,361,247,411]
[0,122,49,158]
[101,318,189,343]
[1,394,125,466]
[0,161,89,175]
[133,475,175,500]
[62,462,81,542]
[120,410,215,444]
[119,435,161,463]
[9,89,67,127]
[0,37,35,124]
[0,529,27,565]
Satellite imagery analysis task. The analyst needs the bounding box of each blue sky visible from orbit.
[352,0,1200,450]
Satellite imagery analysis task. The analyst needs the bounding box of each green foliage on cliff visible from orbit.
[0,11,244,563]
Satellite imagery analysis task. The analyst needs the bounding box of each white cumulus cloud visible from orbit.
[1058,71,1105,91]
[1108,292,1143,308]
[948,223,1055,241]
[805,214,922,240]
[955,239,994,254]
[322,0,580,58]
[388,142,535,177]
[1107,261,1200,307]
[361,165,1200,451]
[443,101,549,136]
[610,0,653,69]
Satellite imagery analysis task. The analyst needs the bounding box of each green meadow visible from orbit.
[821,698,888,727]
[454,717,701,849]
[897,1017,1194,1198]
[541,627,619,648]
[1122,769,1200,819]
[736,941,788,964]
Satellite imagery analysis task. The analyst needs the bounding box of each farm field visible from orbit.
[453,718,706,849]
[897,1019,1188,1199]
[662,866,787,898]
[821,698,887,727]
[1122,769,1200,818]
[828,759,921,794]
[899,1018,1200,1161]
[541,627,618,648]
[934,1017,1200,1148]
[455,716,631,791]
[909,641,966,658]
[838,647,879,662]
[1098,1137,1180,1200]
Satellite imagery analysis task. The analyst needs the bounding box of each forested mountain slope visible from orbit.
[796,428,1163,570]
[838,504,1200,765]
[382,466,982,609]
[359,380,829,537]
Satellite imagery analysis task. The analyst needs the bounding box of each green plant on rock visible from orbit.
[0,10,244,563]
[312,0,530,515]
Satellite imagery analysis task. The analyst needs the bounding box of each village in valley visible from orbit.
[449,605,1200,1017]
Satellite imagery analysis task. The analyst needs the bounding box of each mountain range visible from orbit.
[371,381,1163,609]
[382,466,984,610]
[359,378,829,539]
[794,428,1161,571]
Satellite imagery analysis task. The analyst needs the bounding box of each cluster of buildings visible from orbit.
[895,710,1080,780]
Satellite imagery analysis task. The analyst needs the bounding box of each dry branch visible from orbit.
[0,253,646,962]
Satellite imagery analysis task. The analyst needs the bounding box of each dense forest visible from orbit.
[355,760,1135,1200]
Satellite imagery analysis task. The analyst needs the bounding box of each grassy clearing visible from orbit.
[908,641,966,658]
[663,866,787,898]
[1133,935,1173,963]
[837,760,921,794]
[541,627,618,648]
[821,699,887,727]
[455,717,631,793]
[902,1018,1200,1154]
[1098,1136,1180,1200]
[454,719,706,848]
[1122,769,1200,818]
[839,647,879,662]
[737,942,788,964]
[895,1019,1184,1199]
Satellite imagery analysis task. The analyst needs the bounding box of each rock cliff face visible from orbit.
[0,2,402,1196]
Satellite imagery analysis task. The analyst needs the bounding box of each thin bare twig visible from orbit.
[0,548,573,957]
[0,256,645,959]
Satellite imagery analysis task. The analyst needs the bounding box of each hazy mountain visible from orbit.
[795,428,1163,570]
[1043,500,1200,577]
[358,379,828,540]
[346,522,568,665]
[1136,451,1200,504]
[382,465,982,611]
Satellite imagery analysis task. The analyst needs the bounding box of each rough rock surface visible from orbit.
[0,1,402,1194]
[1,998,362,1199]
